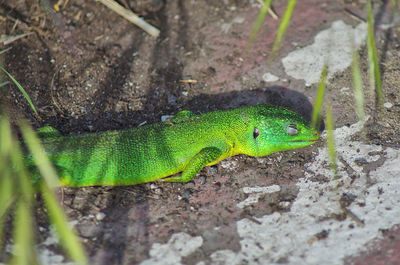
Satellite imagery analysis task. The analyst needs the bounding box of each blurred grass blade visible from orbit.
[389,0,398,16]
[41,184,88,265]
[11,199,38,265]
[0,167,13,223]
[366,0,383,107]
[351,51,365,122]
[249,0,273,43]
[9,129,38,265]
[311,66,328,129]
[19,121,60,188]
[0,65,38,114]
[326,103,338,178]
[270,0,297,59]
[19,121,87,265]
[0,169,13,249]
[0,115,15,249]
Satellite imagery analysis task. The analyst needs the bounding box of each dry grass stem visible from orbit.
[97,0,160,37]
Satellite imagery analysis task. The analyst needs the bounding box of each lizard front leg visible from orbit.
[162,147,223,183]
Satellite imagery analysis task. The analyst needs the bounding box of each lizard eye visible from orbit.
[286,123,298,135]
[253,127,260,139]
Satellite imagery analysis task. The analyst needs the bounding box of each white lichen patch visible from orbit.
[211,117,400,264]
[140,232,203,265]
[282,20,367,85]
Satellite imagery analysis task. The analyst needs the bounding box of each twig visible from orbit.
[344,8,366,23]
[179,79,198,84]
[0,81,10,87]
[0,32,34,45]
[10,19,20,33]
[257,0,279,20]
[342,207,365,227]
[96,0,160,37]
[0,47,12,55]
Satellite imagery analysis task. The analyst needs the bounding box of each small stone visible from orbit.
[354,157,368,166]
[384,102,393,109]
[78,223,100,237]
[196,175,207,185]
[206,166,218,175]
[279,201,291,209]
[219,160,238,169]
[96,212,106,221]
[161,115,173,122]
[262,72,279,82]
[153,187,163,195]
[232,16,244,23]
[182,189,192,199]
[340,87,350,95]
[167,93,177,104]
[213,182,221,191]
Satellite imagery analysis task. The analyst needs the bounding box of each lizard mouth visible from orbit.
[270,140,317,146]
[271,139,319,146]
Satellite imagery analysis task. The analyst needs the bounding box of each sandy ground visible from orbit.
[1,0,400,264]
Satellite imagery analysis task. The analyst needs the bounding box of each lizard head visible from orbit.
[241,105,320,157]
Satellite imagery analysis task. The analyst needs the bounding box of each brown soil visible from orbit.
[1,0,399,264]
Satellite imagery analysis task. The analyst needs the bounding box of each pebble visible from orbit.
[182,189,192,200]
[96,212,106,221]
[262,72,279,82]
[384,102,393,109]
[206,166,218,175]
[278,201,291,209]
[153,187,163,195]
[213,182,221,191]
[232,16,244,23]
[354,157,368,166]
[161,115,173,122]
[196,175,207,185]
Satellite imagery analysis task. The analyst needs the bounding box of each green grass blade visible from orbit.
[8,128,38,265]
[270,0,297,59]
[0,115,15,249]
[0,117,13,215]
[10,199,38,265]
[366,0,383,107]
[249,0,273,43]
[0,169,13,250]
[390,0,396,9]
[41,184,88,265]
[19,121,88,265]
[326,103,338,178]
[351,51,365,122]
[389,0,398,17]
[0,65,38,114]
[19,121,60,188]
[311,66,328,129]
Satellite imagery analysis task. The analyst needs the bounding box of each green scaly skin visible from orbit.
[28,105,320,187]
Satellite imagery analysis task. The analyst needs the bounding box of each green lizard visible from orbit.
[28,104,319,187]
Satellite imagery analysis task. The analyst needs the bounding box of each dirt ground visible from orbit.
[1,0,400,264]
